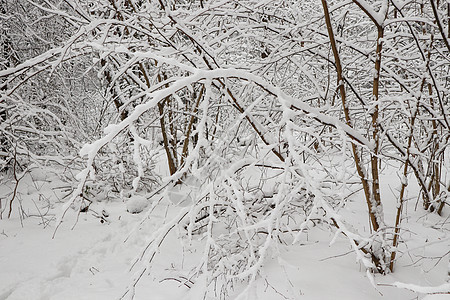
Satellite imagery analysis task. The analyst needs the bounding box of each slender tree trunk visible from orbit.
[100,59,128,121]
[156,71,178,176]
[369,26,385,232]
[322,0,386,272]
[180,85,204,167]
[390,36,434,271]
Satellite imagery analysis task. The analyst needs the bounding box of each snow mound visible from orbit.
[126,195,148,214]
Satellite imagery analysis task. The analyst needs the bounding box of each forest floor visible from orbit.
[0,165,449,300]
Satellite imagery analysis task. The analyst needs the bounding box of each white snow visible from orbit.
[0,164,448,300]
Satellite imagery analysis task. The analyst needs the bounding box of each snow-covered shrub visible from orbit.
[1,0,448,298]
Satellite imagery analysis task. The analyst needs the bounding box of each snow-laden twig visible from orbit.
[392,282,450,294]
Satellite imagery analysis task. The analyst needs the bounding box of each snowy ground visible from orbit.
[0,165,449,300]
